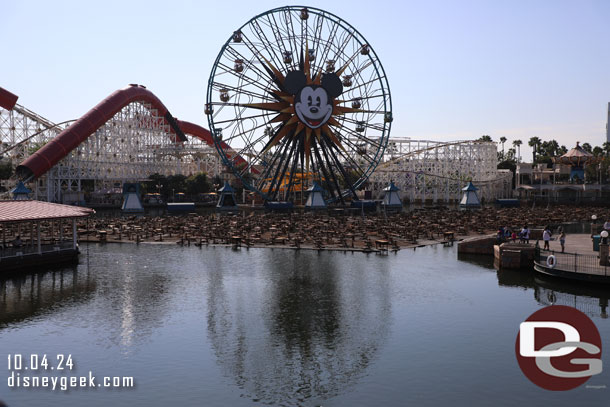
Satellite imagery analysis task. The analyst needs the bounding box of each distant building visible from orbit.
[515,142,605,203]
[607,102,610,143]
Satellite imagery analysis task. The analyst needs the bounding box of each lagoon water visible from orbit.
[0,243,608,406]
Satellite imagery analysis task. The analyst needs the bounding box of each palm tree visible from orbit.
[512,139,522,162]
[478,135,493,142]
[499,137,507,158]
[528,137,542,163]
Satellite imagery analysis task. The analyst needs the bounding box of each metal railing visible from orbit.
[535,287,609,318]
[536,248,609,277]
[0,242,75,260]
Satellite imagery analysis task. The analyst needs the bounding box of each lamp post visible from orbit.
[592,214,598,236]
[156,184,163,198]
[600,230,609,266]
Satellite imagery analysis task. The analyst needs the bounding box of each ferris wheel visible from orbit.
[206,6,392,203]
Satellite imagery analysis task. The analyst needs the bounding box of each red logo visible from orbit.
[515,305,603,391]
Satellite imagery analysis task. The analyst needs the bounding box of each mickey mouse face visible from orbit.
[284,70,343,130]
[295,86,332,129]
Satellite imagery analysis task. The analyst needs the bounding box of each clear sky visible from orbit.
[3,0,610,161]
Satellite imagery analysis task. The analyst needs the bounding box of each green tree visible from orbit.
[166,174,187,195]
[581,142,592,153]
[27,141,48,156]
[603,141,610,157]
[528,137,541,163]
[478,135,493,142]
[541,140,559,157]
[0,160,13,179]
[512,139,522,162]
[147,173,186,200]
[497,148,517,188]
[185,172,212,196]
[499,136,507,158]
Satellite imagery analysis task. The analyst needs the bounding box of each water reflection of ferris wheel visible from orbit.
[205,249,391,404]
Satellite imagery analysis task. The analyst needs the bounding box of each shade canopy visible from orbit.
[0,200,94,223]
[553,142,600,166]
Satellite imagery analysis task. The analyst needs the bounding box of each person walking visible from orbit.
[559,231,566,253]
[543,226,551,250]
[521,225,530,244]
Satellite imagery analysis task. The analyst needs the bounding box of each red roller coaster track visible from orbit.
[16,84,188,180]
[0,87,18,110]
[175,119,257,174]
[11,84,257,180]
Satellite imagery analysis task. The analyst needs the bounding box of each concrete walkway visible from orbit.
[544,233,594,255]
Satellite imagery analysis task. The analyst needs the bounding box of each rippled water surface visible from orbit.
[1,243,609,406]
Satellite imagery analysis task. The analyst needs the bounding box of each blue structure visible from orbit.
[381,182,402,210]
[122,183,144,213]
[350,200,377,211]
[496,199,520,208]
[167,203,196,213]
[11,181,31,200]
[305,182,326,210]
[264,201,294,212]
[217,182,238,211]
[459,182,481,209]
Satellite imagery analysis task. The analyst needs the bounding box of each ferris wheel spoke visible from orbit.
[248,20,286,72]
[216,61,276,97]
[286,134,308,200]
[266,138,295,200]
[282,9,302,72]
[238,32,286,90]
[212,112,273,126]
[342,76,385,95]
[311,140,339,201]
[223,119,270,144]
[351,69,380,107]
[340,116,385,133]
[315,139,346,204]
[323,135,366,188]
[263,13,296,72]
[349,59,374,79]
[211,82,276,103]
[330,32,357,76]
[327,118,383,149]
[274,139,300,201]
[223,46,280,88]
[340,136,377,167]
[254,146,282,192]
[312,21,340,79]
